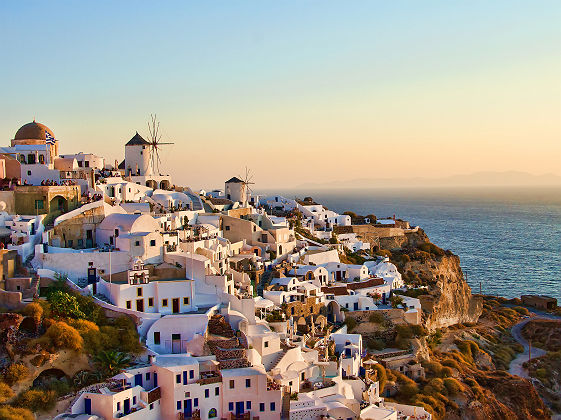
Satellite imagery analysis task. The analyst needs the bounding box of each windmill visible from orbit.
[238,166,255,204]
[147,114,174,175]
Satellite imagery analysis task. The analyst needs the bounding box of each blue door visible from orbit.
[84,398,91,414]
[353,302,359,310]
[134,373,143,387]
[184,399,192,417]
[235,401,244,415]
[124,398,130,414]
[154,373,158,387]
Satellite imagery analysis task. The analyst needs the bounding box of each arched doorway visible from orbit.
[159,180,171,190]
[146,180,158,189]
[50,195,68,213]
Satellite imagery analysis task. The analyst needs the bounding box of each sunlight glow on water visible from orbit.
[274,187,561,300]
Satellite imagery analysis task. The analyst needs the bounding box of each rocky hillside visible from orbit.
[386,229,483,331]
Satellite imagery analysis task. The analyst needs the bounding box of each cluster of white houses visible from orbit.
[0,121,431,420]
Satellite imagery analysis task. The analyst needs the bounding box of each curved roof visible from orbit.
[14,121,55,141]
[125,132,150,146]
[98,212,159,233]
[225,176,244,183]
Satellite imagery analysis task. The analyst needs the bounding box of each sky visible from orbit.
[0,1,560,190]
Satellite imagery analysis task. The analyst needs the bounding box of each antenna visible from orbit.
[147,114,174,176]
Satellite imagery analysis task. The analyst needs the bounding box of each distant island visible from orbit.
[296,171,561,189]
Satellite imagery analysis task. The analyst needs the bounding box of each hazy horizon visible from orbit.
[1,1,560,189]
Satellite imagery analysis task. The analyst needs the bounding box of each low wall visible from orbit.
[0,289,24,310]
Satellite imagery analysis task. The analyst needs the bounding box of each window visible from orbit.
[135,240,140,246]
[176,374,181,384]
[189,370,194,379]
[114,228,119,238]
[225,225,230,231]
[162,299,168,307]
[68,240,73,248]
[28,154,36,164]
[149,403,153,410]
[194,398,199,407]
[301,372,305,381]
[264,341,269,348]
[184,391,190,397]
[246,401,251,410]
[150,239,156,246]
[229,402,234,411]
[137,288,142,297]
[215,387,219,396]
[117,402,121,411]
[148,297,154,307]
[39,154,45,164]
[133,396,136,404]
[260,403,265,412]
[177,401,181,410]
[154,332,160,345]
[209,408,217,418]
[205,389,209,398]
[246,378,251,388]
[35,200,44,210]
[126,301,132,309]
[145,372,151,380]
[183,297,189,305]
[270,402,276,411]
[229,380,234,389]
[78,239,83,247]
[85,161,90,167]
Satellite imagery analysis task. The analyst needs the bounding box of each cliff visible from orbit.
[391,229,483,331]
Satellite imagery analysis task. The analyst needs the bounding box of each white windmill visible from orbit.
[146,114,174,176]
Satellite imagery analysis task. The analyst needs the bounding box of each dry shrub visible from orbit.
[40,321,83,352]
[443,378,464,395]
[23,302,43,321]
[0,382,14,403]
[4,363,29,386]
[14,389,57,412]
[0,405,34,420]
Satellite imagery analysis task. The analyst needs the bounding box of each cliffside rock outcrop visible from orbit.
[394,229,483,331]
[414,254,483,331]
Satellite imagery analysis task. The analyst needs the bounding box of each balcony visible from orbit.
[197,371,222,385]
[146,386,161,403]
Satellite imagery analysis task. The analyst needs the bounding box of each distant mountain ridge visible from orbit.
[295,171,561,189]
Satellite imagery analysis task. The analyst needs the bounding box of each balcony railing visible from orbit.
[147,387,161,403]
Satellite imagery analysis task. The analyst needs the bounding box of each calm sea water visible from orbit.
[273,187,561,300]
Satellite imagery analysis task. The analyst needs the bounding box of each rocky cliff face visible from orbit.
[394,229,483,331]
[413,254,482,331]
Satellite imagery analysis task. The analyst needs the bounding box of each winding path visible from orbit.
[508,312,561,378]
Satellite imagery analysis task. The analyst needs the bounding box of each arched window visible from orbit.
[208,408,217,418]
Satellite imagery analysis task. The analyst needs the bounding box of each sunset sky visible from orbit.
[0,1,560,189]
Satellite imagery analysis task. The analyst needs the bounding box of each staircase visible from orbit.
[269,348,288,371]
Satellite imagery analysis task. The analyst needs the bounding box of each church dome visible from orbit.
[14,121,55,141]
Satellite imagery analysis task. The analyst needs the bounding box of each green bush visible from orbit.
[368,312,385,324]
[366,338,386,350]
[418,242,445,257]
[47,291,86,319]
[14,389,57,412]
[371,363,387,392]
[4,363,29,386]
[0,406,34,420]
[344,317,357,332]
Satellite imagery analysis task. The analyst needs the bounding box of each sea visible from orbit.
[272,187,561,300]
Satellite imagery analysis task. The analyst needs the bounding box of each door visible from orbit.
[172,333,181,354]
[172,298,180,313]
[184,399,192,417]
[153,372,158,387]
[134,373,143,387]
[353,302,359,310]
[235,401,244,415]
[123,398,130,414]
[136,299,144,312]
[84,398,91,415]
